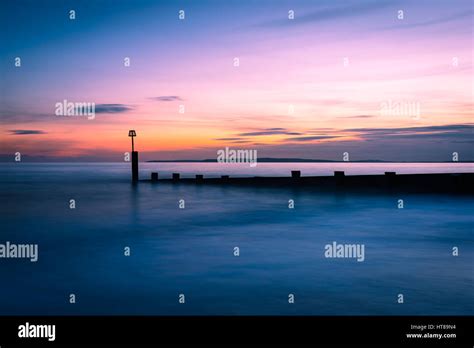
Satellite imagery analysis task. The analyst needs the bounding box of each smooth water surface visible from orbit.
[0,163,472,315]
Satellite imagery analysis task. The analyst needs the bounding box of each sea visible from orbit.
[0,162,473,315]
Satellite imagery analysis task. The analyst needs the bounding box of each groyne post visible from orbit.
[385,171,396,187]
[132,152,139,182]
[291,171,301,178]
[334,171,345,186]
[129,130,138,182]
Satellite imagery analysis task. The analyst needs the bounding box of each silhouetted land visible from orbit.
[146,158,474,163]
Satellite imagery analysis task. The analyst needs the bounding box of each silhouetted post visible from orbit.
[151,172,158,181]
[196,174,204,183]
[385,171,396,187]
[334,171,345,186]
[172,173,180,181]
[291,171,301,178]
[129,130,138,182]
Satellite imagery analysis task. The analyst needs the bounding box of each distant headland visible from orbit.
[146,158,473,163]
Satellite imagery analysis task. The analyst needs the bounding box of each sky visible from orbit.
[0,0,473,161]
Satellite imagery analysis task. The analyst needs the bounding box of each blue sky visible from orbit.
[1,0,473,161]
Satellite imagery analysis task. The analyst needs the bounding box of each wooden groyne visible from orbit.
[127,132,473,194]
[141,171,474,194]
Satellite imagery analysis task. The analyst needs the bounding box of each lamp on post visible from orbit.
[128,130,136,152]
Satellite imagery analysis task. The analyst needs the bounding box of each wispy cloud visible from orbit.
[270,124,474,144]
[232,124,474,161]
[94,104,133,113]
[239,128,302,136]
[228,140,252,144]
[9,129,46,135]
[381,11,472,31]
[337,115,375,119]
[214,137,243,141]
[286,135,341,142]
[350,124,473,136]
[150,96,183,102]
[259,0,392,27]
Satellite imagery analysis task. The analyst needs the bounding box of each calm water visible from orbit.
[0,163,473,315]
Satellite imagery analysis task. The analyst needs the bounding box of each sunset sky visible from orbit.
[1,0,472,161]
